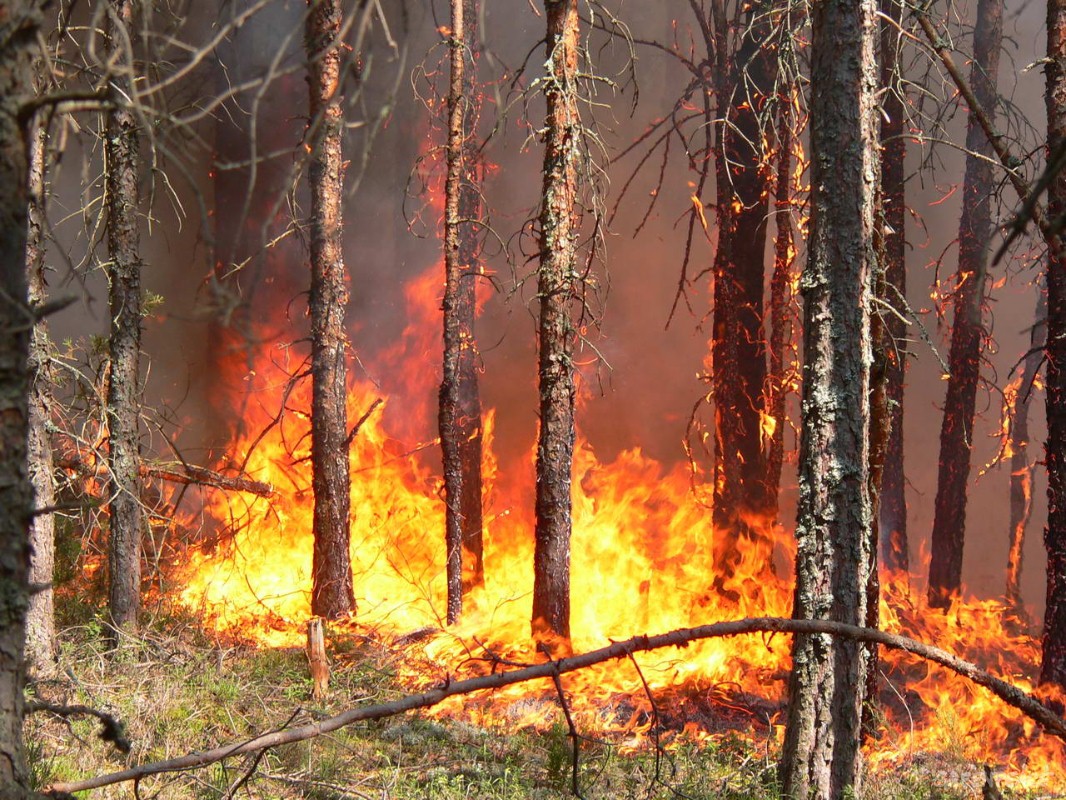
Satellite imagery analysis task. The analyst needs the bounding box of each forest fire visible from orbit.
[171,286,1066,792]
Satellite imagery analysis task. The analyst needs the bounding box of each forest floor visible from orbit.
[24,597,1064,800]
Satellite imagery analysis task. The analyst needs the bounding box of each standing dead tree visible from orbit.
[928,0,1004,609]
[104,0,145,639]
[779,0,879,796]
[306,0,355,620]
[441,0,485,625]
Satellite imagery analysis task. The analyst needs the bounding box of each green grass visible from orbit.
[23,610,1061,799]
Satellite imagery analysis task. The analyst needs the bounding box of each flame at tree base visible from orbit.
[174,347,1066,793]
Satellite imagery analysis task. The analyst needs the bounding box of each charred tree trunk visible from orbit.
[0,2,39,794]
[441,0,484,625]
[928,0,1003,609]
[306,0,355,619]
[779,0,878,795]
[765,104,797,522]
[532,0,581,646]
[1043,0,1066,691]
[880,0,909,574]
[710,4,776,587]
[25,113,55,678]
[105,0,143,637]
[1006,283,1046,610]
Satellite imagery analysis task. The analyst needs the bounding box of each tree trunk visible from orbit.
[765,103,797,522]
[306,0,355,619]
[25,112,55,678]
[0,2,39,795]
[105,0,143,638]
[779,0,878,795]
[441,0,484,625]
[928,0,1003,608]
[533,0,581,646]
[1043,0,1066,692]
[710,4,776,587]
[879,0,909,574]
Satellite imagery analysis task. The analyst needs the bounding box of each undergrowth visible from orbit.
[23,609,1060,799]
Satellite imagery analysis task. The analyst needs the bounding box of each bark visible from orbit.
[25,112,55,678]
[0,3,39,795]
[928,0,1003,609]
[1043,0,1066,692]
[1005,284,1046,610]
[765,104,796,521]
[306,0,354,619]
[105,0,144,637]
[533,0,581,646]
[710,3,777,586]
[46,617,1066,796]
[779,0,878,796]
[441,0,484,625]
[879,0,909,574]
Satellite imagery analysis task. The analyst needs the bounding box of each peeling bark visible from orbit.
[533,0,581,646]
[779,0,879,795]
[441,0,484,625]
[306,0,354,619]
[928,0,1003,608]
[105,0,144,637]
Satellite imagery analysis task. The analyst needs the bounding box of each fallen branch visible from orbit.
[55,455,275,497]
[43,617,1066,795]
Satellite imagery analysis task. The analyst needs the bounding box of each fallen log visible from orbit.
[43,617,1066,795]
[55,455,274,497]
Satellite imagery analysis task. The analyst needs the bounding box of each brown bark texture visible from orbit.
[710,3,777,585]
[0,3,38,795]
[25,113,55,678]
[779,0,879,796]
[1006,283,1045,610]
[1044,0,1066,691]
[441,0,485,625]
[928,0,1003,608]
[533,0,581,645]
[105,0,144,637]
[306,0,354,620]
[766,104,797,522]
[879,0,909,574]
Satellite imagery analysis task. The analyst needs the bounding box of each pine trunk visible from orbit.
[711,5,776,586]
[533,0,581,646]
[441,0,485,625]
[879,0,909,574]
[26,113,55,678]
[1043,0,1066,691]
[306,0,355,619]
[105,0,143,637]
[928,0,1003,608]
[0,1,37,793]
[1006,284,1046,610]
[779,0,878,795]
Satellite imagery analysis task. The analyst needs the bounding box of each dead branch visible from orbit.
[26,700,131,754]
[55,455,275,497]
[43,617,1066,795]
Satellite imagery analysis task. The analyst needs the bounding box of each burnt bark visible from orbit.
[0,2,39,795]
[779,0,878,795]
[765,104,796,521]
[105,0,143,637]
[928,0,1003,609]
[1005,284,1045,610]
[25,112,55,678]
[306,0,354,620]
[1043,0,1066,691]
[710,3,777,585]
[879,0,909,574]
[441,0,484,625]
[532,0,581,646]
